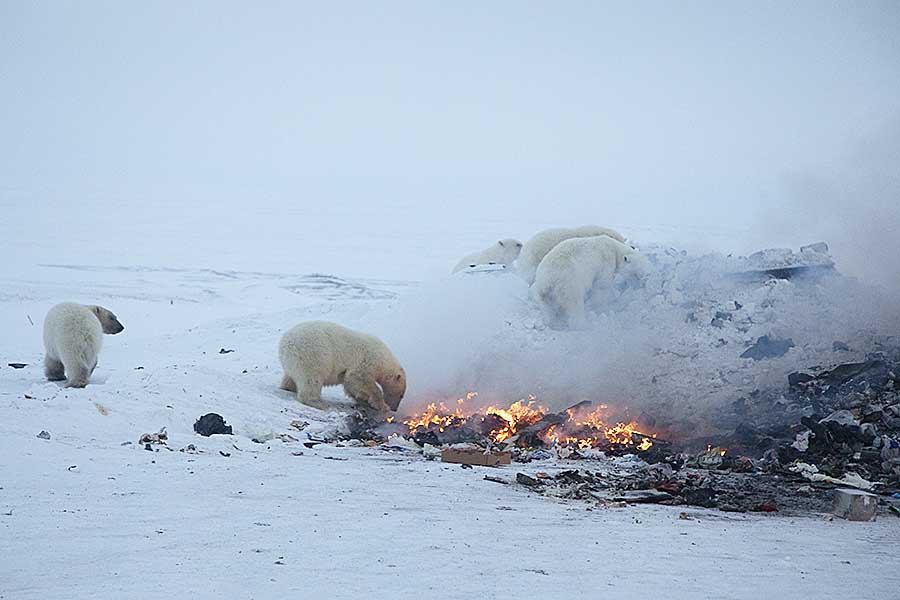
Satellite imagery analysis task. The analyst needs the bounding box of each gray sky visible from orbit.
[2,2,899,279]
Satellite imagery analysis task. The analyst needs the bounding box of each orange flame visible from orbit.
[402,393,655,451]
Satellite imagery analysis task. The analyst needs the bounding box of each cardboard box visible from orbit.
[833,488,878,521]
[441,446,511,467]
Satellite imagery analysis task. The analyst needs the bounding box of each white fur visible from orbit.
[452,238,523,273]
[517,225,626,284]
[278,321,407,413]
[531,236,644,330]
[43,302,124,388]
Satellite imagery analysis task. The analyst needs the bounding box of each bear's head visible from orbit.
[497,238,524,264]
[618,248,650,285]
[90,305,125,335]
[381,368,407,412]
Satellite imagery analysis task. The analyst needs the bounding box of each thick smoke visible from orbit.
[366,238,898,441]
[762,120,900,298]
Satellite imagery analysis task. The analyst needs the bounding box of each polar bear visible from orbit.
[452,238,523,273]
[532,236,645,330]
[518,225,626,284]
[43,302,125,387]
[279,321,407,414]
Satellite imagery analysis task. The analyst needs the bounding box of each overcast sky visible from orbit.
[2,2,898,279]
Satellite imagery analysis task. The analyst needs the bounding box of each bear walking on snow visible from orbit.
[452,238,523,273]
[43,302,125,388]
[532,236,645,330]
[279,321,406,413]
[518,225,626,284]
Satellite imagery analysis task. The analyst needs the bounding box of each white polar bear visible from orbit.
[531,236,645,330]
[517,225,626,284]
[43,302,125,387]
[452,238,523,273]
[279,321,407,413]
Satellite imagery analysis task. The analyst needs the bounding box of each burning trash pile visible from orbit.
[394,393,657,454]
[323,242,900,517]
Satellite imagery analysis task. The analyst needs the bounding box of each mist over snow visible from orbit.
[2,1,899,282]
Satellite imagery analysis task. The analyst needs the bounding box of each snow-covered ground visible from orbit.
[2,255,898,599]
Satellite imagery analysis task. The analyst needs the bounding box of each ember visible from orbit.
[401,393,657,452]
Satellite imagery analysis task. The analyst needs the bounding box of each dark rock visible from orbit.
[193,413,233,436]
[218,348,234,354]
[740,336,795,360]
[8,363,27,369]
[36,430,50,440]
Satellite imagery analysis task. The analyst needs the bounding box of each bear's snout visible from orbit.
[105,319,125,335]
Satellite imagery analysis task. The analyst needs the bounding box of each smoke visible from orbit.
[764,119,900,297]
[365,267,671,419]
[365,238,899,439]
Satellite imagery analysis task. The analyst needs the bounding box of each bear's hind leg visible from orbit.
[343,371,389,413]
[280,374,297,393]
[65,364,91,388]
[44,355,65,381]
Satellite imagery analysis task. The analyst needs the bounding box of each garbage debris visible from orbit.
[193,413,233,436]
[441,445,511,466]
[740,335,795,360]
[139,428,168,445]
[833,488,878,521]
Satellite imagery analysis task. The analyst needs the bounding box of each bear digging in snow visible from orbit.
[517,225,626,284]
[43,302,125,388]
[452,238,523,273]
[532,236,646,330]
[279,321,407,413]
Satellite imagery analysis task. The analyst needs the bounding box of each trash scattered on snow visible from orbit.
[193,413,232,436]
[740,335,795,360]
[139,427,168,445]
